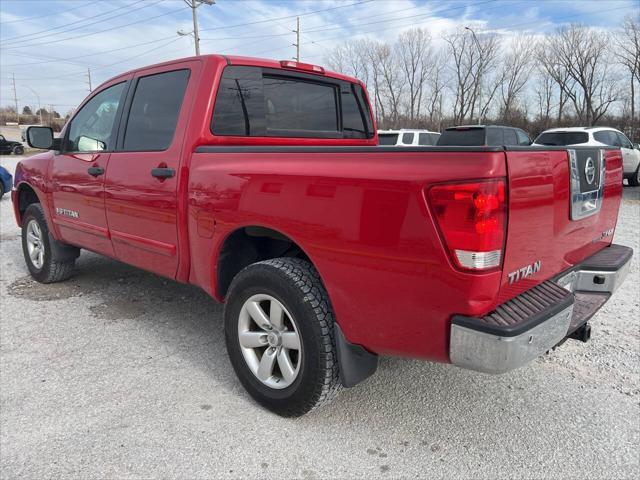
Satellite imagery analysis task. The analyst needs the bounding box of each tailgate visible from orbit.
[497,147,624,303]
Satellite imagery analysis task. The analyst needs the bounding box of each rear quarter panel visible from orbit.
[188,149,507,361]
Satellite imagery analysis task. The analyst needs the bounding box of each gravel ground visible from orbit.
[1,154,639,479]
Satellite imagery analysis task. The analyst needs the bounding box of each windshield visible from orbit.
[378,133,399,145]
[437,128,485,146]
[535,132,589,146]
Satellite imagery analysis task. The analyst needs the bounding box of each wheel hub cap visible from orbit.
[238,294,302,389]
[26,219,45,269]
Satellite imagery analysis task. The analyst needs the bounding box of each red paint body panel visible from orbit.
[12,54,625,365]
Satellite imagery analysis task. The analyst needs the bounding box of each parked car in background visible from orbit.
[0,165,13,199]
[533,127,640,186]
[437,125,531,147]
[378,129,440,146]
[0,135,24,155]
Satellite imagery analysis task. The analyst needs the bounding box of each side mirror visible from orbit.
[27,126,55,150]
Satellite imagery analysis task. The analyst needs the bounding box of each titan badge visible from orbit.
[55,207,79,219]
[508,260,542,285]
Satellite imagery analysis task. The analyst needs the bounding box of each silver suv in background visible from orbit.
[378,129,441,146]
[533,127,640,186]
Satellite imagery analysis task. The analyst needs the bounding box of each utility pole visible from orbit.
[11,73,20,125]
[179,0,215,56]
[293,17,300,62]
[86,67,92,92]
[25,85,42,125]
[465,26,483,125]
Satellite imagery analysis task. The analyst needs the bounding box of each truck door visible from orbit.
[49,79,130,256]
[104,62,196,278]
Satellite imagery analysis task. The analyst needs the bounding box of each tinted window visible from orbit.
[437,128,485,146]
[593,131,613,145]
[212,66,373,139]
[516,129,530,145]
[264,76,337,134]
[401,132,415,144]
[341,85,368,138]
[123,69,190,151]
[486,128,502,146]
[503,128,518,146]
[67,82,126,152]
[418,133,440,145]
[355,85,373,137]
[212,66,264,136]
[535,131,589,145]
[378,133,399,145]
[617,132,632,148]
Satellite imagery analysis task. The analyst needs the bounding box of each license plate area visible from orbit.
[568,148,605,220]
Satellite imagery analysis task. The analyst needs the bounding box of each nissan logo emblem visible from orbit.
[584,157,596,185]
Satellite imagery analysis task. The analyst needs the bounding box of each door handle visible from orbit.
[87,166,104,177]
[151,167,175,179]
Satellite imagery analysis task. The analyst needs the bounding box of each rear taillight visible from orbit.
[427,179,507,271]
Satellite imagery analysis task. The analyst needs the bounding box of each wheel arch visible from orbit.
[214,224,322,301]
[14,182,42,226]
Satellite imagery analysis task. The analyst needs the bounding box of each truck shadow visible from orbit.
[6,246,627,441]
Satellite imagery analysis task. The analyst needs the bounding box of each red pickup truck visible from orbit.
[15,55,632,417]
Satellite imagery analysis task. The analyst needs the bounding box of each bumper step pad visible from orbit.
[452,281,573,337]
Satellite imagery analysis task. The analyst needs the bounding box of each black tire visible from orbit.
[21,204,76,283]
[629,166,640,187]
[224,258,342,417]
[12,145,24,155]
[0,183,4,199]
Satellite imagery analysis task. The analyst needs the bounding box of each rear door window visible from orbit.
[418,133,439,145]
[617,132,633,149]
[123,69,190,151]
[485,128,502,146]
[516,129,530,145]
[503,128,518,146]
[401,132,414,145]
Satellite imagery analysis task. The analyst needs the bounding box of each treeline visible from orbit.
[325,16,640,139]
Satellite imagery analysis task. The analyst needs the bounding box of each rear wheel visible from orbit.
[21,204,76,283]
[12,145,24,155]
[224,258,341,417]
[629,166,640,187]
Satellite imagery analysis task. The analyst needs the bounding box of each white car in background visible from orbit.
[533,127,640,186]
[378,129,441,146]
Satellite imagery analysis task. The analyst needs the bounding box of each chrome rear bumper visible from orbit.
[450,244,632,374]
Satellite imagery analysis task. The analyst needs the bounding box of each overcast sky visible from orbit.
[1,0,638,114]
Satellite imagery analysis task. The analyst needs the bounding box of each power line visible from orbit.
[1,0,151,45]
[1,4,184,51]
[0,1,93,25]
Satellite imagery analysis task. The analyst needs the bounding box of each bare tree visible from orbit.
[396,28,433,121]
[614,15,640,136]
[544,24,618,125]
[445,29,499,124]
[497,35,535,122]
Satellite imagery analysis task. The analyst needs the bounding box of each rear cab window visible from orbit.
[535,131,589,146]
[437,128,486,146]
[212,65,373,139]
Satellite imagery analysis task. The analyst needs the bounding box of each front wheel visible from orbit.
[224,258,341,417]
[21,204,76,283]
[629,166,640,187]
[12,145,24,155]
